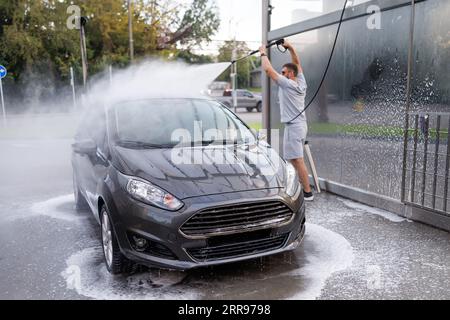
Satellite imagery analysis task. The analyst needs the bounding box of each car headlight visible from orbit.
[285,162,300,197]
[126,178,183,211]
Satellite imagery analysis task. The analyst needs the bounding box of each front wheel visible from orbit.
[246,107,254,113]
[100,206,134,274]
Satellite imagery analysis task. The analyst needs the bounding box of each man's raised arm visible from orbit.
[283,41,303,74]
[259,45,280,82]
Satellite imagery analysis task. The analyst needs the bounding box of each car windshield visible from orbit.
[110,99,256,148]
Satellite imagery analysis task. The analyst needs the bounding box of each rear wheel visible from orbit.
[256,102,262,113]
[246,107,254,113]
[73,171,89,210]
[100,206,135,274]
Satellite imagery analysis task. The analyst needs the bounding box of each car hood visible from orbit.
[112,143,287,199]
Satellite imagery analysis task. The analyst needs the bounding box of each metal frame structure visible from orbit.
[262,0,450,229]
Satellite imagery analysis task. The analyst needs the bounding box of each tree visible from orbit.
[175,50,214,64]
[0,0,220,110]
[216,40,259,88]
[0,0,220,81]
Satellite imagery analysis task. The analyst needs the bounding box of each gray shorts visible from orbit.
[283,123,307,160]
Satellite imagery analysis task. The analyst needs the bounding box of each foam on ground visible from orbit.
[286,223,354,299]
[339,198,408,223]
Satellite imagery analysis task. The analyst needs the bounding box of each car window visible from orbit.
[75,107,105,142]
[111,99,255,147]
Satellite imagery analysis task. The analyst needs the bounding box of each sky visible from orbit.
[192,0,369,56]
[193,0,263,55]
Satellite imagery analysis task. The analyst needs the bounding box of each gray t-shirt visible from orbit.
[276,73,307,124]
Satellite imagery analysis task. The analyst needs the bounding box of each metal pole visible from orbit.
[70,67,77,111]
[109,65,113,86]
[234,60,238,113]
[400,0,416,203]
[262,0,271,142]
[304,141,321,193]
[128,0,134,61]
[0,77,6,126]
[231,47,237,113]
[80,18,88,88]
[431,115,441,209]
[421,116,430,206]
[410,115,419,203]
[443,117,450,212]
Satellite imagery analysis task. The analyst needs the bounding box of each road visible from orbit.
[0,113,449,300]
[235,110,262,127]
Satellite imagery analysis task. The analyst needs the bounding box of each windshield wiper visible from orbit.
[174,140,243,147]
[116,140,174,149]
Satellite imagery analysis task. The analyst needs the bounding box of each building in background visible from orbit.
[250,66,262,88]
[263,0,450,230]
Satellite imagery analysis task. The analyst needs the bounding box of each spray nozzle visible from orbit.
[274,39,285,46]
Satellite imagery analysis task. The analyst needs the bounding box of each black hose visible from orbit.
[231,39,285,64]
[287,0,349,124]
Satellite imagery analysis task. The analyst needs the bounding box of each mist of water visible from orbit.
[0,60,231,140]
[84,60,231,108]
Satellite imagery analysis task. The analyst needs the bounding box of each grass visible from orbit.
[247,87,262,93]
[248,122,262,131]
[246,121,448,140]
[309,122,448,139]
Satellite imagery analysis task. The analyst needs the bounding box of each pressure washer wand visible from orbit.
[231,39,285,65]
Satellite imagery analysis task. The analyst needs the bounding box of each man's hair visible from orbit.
[282,63,299,77]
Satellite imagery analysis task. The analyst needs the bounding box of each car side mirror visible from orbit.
[72,139,97,155]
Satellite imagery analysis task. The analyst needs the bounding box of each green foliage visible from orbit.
[175,50,214,64]
[0,0,220,86]
[216,40,260,88]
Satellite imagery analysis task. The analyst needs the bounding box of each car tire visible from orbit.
[100,206,135,274]
[73,171,89,211]
[246,107,254,113]
[256,102,262,113]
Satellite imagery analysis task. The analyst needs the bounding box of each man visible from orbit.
[259,41,313,201]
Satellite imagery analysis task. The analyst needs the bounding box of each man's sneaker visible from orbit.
[303,191,314,202]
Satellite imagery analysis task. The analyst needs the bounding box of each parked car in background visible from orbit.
[215,89,262,112]
[208,81,230,97]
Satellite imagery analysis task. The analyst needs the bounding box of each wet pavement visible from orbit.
[0,136,449,300]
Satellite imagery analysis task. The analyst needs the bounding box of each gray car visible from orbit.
[215,89,263,112]
[72,98,305,274]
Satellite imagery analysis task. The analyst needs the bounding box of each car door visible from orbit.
[73,108,107,210]
[85,112,109,209]
[237,90,248,108]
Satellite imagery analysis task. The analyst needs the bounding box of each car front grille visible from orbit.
[180,200,294,237]
[186,232,289,262]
